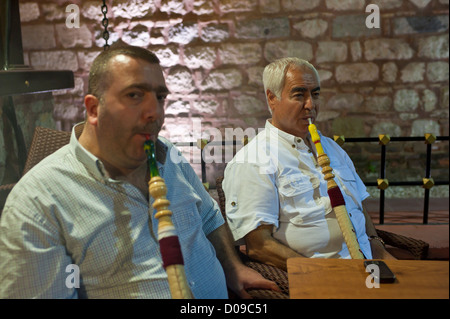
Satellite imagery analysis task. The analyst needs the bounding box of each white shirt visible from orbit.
[223,120,372,259]
[0,123,227,298]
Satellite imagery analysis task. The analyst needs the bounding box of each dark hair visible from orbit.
[88,41,160,101]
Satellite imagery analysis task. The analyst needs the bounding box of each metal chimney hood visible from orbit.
[0,0,74,96]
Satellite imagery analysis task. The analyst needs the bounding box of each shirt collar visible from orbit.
[265,119,314,150]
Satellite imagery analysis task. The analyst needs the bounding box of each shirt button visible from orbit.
[292,144,296,148]
[308,149,312,153]
[231,201,236,207]
[297,139,302,143]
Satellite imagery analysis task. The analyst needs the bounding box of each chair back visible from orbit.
[22,127,71,175]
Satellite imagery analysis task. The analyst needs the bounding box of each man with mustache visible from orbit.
[0,44,278,298]
[223,58,394,271]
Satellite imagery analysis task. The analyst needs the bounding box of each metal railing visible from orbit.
[174,134,449,225]
[334,134,449,224]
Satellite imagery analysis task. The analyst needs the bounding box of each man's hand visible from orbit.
[207,223,282,298]
[227,263,281,299]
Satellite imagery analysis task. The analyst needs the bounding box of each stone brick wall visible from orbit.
[17,0,449,197]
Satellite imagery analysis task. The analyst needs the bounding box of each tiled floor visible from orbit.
[365,198,449,225]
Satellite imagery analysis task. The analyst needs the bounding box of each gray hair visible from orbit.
[262,57,319,114]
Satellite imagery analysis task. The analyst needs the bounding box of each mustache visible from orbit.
[135,120,163,135]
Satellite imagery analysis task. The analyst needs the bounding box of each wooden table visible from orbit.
[287,258,449,299]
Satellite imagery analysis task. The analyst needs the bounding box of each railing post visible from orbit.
[423,133,436,224]
[377,135,390,224]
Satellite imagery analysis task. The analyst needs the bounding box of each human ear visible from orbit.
[84,94,99,126]
[266,89,278,113]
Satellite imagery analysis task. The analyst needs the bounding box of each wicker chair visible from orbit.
[216,177,290,299]
[0,126,72,213]
[215,175,430,297]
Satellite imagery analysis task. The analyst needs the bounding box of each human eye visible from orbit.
[293,92,304,99]
[126,90,144,100]
[156,92,167,102]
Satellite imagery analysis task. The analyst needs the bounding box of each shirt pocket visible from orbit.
[278,174,312,197]
[277,174,324,225]
[332,166,359,198]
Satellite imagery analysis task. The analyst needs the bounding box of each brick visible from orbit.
[260,0,281,13]
[418,34,449,59]
[393,16,449,35]
[122,25,151,47]
[219,0,257,13]
[219,43,262,65]
[409,0,432,8]
[153,46,180,68]
[112,0,157,19]
[365,96,393,112]
[335,63,379,83]
[193,0,215,15]
[165,67,196,94]
[422,89,438,112]
[331,117,365,137]
[400,62,425,83]
[233,94,266,115]
[365,39,414,60]
[81,1,104,20]
[382,62,398,83]
[394,89,420,112]
[426,62,449,82]
[293,19,328,39]
[326,93,364,110]
[184,46,216,69]
[41,3,65,21]
[281,0,321,11]
[369,0,402,9]
[19,2,40,22]
[200,23,230,43]
[411,119,440,136]
[56,24,93,48]
[192,98,220,115]
[30,51,79,72]
[165,100,191,116]
[316,41,347,63]
[264,40,313,62]
[235,18,290,39]
[200,68,243,91]
[350,41,362,61]
[168,22,199,45]
[161,0,188,15]
[332,15,381,38]
[21,25,56,50]
[325,0,365,10]
[371,122,402,137]
[317,69,333,82]
[247,67,264,86]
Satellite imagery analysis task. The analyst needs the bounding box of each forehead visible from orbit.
[108,54,166,86]
[283,65,319,91]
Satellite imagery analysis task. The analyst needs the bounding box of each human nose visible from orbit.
[304,94,314,111]
[143,92,164,121]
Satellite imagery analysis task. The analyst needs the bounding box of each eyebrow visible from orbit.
[290,86,321,94]
[121,83,169,95]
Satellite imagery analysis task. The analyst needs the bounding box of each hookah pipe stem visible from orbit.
[144,137,194,298]
[308,120,364,259]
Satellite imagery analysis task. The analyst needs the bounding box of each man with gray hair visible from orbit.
[223,57,394,271]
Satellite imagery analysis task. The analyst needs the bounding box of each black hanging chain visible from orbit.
[101,0,110,50]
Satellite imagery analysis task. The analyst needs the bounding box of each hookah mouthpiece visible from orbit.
[144,136,160,178]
